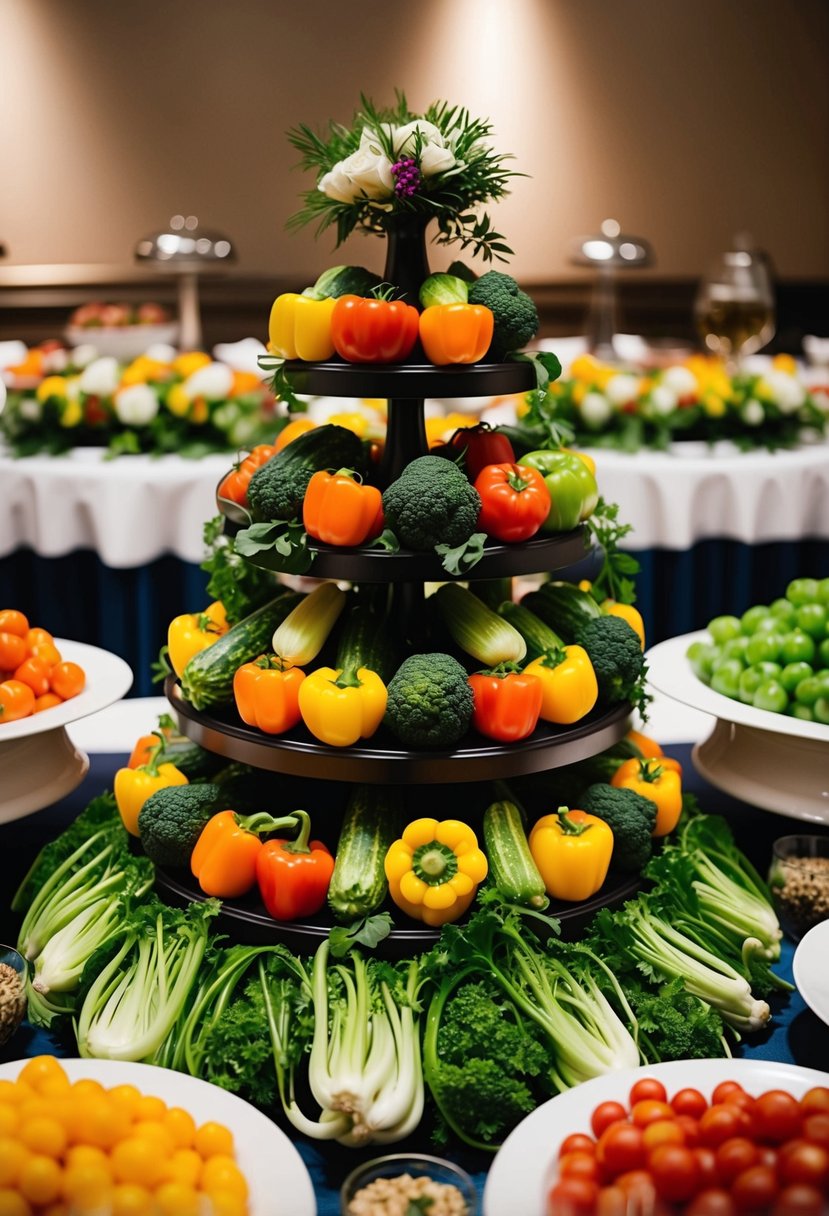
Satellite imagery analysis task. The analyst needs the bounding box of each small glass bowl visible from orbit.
[768,835,829,941]
[0,945,27,1046]
[340,1153,478,1216]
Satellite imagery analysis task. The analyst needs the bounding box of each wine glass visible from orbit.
[694,249,775,372]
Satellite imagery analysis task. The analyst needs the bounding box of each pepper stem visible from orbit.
[638,760,664,783]
[540,646,568,671]
[334,666,363,690]
[236,811,300,837]
[140,732,166,777]
[412,841,458,885]
[505,465,531,493]
[278,810,312,855]
[556,807,591,836]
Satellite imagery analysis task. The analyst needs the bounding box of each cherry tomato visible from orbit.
[546,1177,598,1216]
[30,641,62,668]
[0,678,35,722]
[49,661,85,700]
[752,1090,802,1143]
[771,1183,826,1216]
[596,1123,646,1177]
[558,1152,599,1183]
[0,610,29,637]
[631,1099,675,1127]
[672,1089,709,1120]
[712,1081,745,1105]
[694,1147,719,1190]
[0,631,27,670]
[677,1115,702,1147]
[714,1137,759,1184]
[26,627,53,650]
[630,1078,668,1106]
[559,1134,596,1159]
[730,1164,778,1211]
[33,693,63,714]
[13,656,51,696]
[643,1119,686,1152]
[699,1104,751,1147]
[801,1088,829,1117]
[803,1113,829,1149]
[756,1145,779,1172]
[722,1091,756,1117]
[595,1185,627,1216]
[648,1143,702,1204]
[614,1169,658,1204]
[686,1189,738,1216]
[777,1140,829,1188]
[591,1102,628,1139]
[217,467,252,506]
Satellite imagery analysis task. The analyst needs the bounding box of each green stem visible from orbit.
[278,810,312,855]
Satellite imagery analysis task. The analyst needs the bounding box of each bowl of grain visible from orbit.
[768,835,829,941]
[0,945,26,1046]
[341,1153,478,1216]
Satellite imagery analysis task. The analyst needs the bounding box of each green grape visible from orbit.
[780,630,816,664]
[752,680,788,714]
[780,661,814,693]
[741,605,770,634]
[786,578,819,606]
[796,602,828,639]
[708,615,742,644]
[710,659,743,699]
[745,632,783,665]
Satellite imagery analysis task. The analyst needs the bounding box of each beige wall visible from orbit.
[1,0,827,285]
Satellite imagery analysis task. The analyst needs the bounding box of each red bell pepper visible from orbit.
[330,294,419,364]
[468,666,543,742]
[447,422,515,482]
[191,809,300,898]
[256,810,335,920]
[474,462,551,543]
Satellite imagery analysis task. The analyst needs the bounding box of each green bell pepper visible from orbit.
[520,449,599,532]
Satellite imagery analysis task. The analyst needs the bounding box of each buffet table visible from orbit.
[1,697,827,1216]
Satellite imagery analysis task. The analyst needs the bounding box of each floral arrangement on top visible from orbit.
[514,352,829,453]
[0,342,280,458]
[286,91,517,261]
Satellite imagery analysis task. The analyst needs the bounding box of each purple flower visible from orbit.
[391,156,422,198]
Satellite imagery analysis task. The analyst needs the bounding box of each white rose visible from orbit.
[605,374,640,407]
[213,338,267,376]
[0,341,27,371]
[391,119,444,156]
[742,399,764,426]
[322,146,394,203]
[580,391,612,428]
[661,365,698,398]
[144,343,177,364]
[649,385,678,416]
[70,343,99,369]
[19,396,42,422]
[319,161,360,204]
[79,356,120,396]
[418,142,456,176]
[761,370,806,414]
[114,383,159,426]
[185,361,235,401]
[42,348,69,375]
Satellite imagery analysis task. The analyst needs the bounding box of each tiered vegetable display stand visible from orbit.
[161,223,637,952]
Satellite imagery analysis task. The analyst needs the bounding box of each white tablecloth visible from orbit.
[584,440,829,550]
[0,447,231,566]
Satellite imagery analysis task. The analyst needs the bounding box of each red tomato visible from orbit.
[591,1101,628,1139]
[803,1113,829,1149]
[777,1140,829,1188]
[714,1137,759,1184]
[447,422,515,483]
[801,1088,829,1117]
[630,1078,669,1106]
[677,1115,702,1147]
[672,1088,709,1120]
[474,462,551,543]
[756,1145,778,1172]
[595,1185,627,1216]
[723,1091,757,1117]
[631,1099,675,1127]
[686,1189,738,1216]
[712,1081,745,1105]
[559,1134,596,1159]
[694,1147,719,1190]
[596,1123,646,1177]
[558,1152,599,1183]
[330,295,419,364]
[752,1090,803,1143]
[648,1143,702,1204]
[771,1183,826,1216]
[730,1165,778,1211]
[700,1105,750,1147]
[546,1177,598,1216]
[218,466,252,506]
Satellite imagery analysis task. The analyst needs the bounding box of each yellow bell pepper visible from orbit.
[167,602,228,678]
[523,645,598,724]
[611,757,683,837]
[384,818,488,927]
[602,599,646,649]
[268,294,337,361]
[113,741,188,836]
[36,376,69,403]
[297,665,387,747]
[529,808,614,902]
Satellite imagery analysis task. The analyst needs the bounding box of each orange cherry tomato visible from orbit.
[217,466,253,507]
[30,641,63,668]
[0,679,36,722]
[0,609,30,637]
[631,1099,675,1127]
[13,656,52,696]
[49,661,86,700]
[33,693,64,714]
[0,631,28,671]
[26,627,54,650]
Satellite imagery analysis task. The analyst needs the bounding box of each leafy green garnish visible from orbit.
[328,913,394,958]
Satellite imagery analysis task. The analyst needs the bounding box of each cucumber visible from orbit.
[497,602,564,661]
[158,741,226,782]
[483,799,549,910]
[335,603,397,683]
[180,591,301,710]
[522,581,602,642]
[328,785,401,922]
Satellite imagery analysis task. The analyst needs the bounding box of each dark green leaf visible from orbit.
[435,531,486,576]
[328,913,394,958]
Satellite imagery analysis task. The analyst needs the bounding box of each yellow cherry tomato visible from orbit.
[208,1192,248,1216]
[17,1059,68,1096]
[201,1155,248,1199]
[110,1183,154,1216]
[0,1137,29,1187]
[0,1190,32,1216]
[163,1107,197,1150]
[0,1112,16,1139]
[194,1121,234,1160]
[133,1094,167,1123]
[154,1181,201,1216]
[65,1145,109,1172]
[18,1116,66,1159]
[108,1084,142,1121]
[164,1148,202,1188]
[18,1154,62,1206]
[60,1161,113,1209]
[110,1137,165,1187]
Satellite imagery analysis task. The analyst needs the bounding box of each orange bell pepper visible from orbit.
[302,468,384,547]
[419,303,494,365]
[233,654,305,734]
[190,809,300,898]
[255,811,334,920]
[626,728,664,759]
[468,667,543,742]
[611,757,683,837]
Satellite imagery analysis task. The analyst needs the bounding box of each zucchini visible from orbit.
[158,741,226,782]
[522,581,601,642]
[483,799,548,910]
[180,591,301,710]
[328,785,400,922]
[335,602,397,683]
[431,582,526,667]
[497,602,564,661]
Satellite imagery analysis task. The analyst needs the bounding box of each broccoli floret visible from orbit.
[382,456,481,551]
[385,652,473,749]
[576,615,645,704]
[137,784,220,868]
[246,424,364,522]
[467,271,539,358]
[580,783,656,872]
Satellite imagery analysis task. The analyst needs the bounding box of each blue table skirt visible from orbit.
[2,748,829,1214]
[2,537,827,699]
